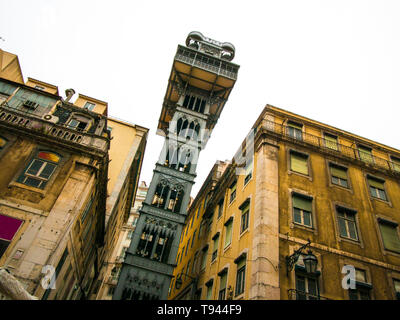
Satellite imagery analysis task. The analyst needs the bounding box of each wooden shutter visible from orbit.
[330,165,347,179]
[291,152,308,175]
[379,222,400,253]
[293,194,312,212]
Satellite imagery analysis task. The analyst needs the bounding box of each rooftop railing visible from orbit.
[260,119,400,175]
[175,46,238,80]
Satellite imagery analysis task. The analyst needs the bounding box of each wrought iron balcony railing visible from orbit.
[288,289,332,300]
[175,46,238,80]
[0,104,108,154]
[260,119,400,175]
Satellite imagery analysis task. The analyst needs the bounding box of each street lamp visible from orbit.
[174,273,197,290]
[286,239,318,276]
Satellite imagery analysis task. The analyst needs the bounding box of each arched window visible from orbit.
[167,188,184,213]
[177,149,192,173]
[17,151,61,189]
[152,182,169,209]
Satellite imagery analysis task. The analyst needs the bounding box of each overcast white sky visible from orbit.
[1,0,400,196]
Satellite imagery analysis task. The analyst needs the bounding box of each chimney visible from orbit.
[64,88,75,102]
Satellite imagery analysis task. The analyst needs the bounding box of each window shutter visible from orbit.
[325,134,338,150]
[368,177,385,189]
[220,273,227,290]
[288,122,302,130]
[330,165,347,179]
[291,152,308,175]
[379,222,400,253]
[293,195,312,212]
[224,221,233,247]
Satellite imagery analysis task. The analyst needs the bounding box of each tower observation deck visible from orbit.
[113,31,239,300]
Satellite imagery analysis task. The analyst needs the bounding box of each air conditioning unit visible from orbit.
[42,114,59,124]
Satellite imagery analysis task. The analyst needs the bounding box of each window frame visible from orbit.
[335,206,359,242]
[328,163,350,189]
[366,175,389,203]
[291,193,314,229]
[377,218,400,254]
[15,150,63,191]
[323,132,339,151]
[286,120,303,141]
[289,150,310,177]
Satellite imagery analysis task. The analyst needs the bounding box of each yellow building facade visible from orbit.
[0,49,148,300]
[170,105,400,300]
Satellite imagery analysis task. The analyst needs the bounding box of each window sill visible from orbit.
[8,181,46,197]
[234,293,245,300]
[339,236,362,247]
[291,222,316,233]
[223,244,232,253]
[239,228,249,239]
[242,177,252,190]
[370,196,391,207]
[288,170,312,181]
[330,183,352,192]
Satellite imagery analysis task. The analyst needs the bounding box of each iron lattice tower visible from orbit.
[113,31,239,300]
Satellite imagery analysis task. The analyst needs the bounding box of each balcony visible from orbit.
[288,289,332,300]
[0,103,108,154]
[260,119,400,175]
[175,46,238,80]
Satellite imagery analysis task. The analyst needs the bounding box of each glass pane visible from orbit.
[378,189,387,201]
[303,211,312,227]
[24,177,42,188]
[340,179,348,188]
[293,208,302,224]
[39,163,56,180]
[348,221,358,240]
[26,159,44,176]
[338,218,348,237]
[307,278,318,298]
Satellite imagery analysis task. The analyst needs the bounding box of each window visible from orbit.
[330,164,349,188]
[217,199,224,218]
[0,214,23,259]
[229,181,237,203]
[287,121,303,140]
[324,133,338,151]
[200,246,208,271]
[17,151,61,189]
[67,115,90,132]
[218,271,228,300]
[235,258,246,296]
[240,200,250,234]
[367,176,387,201]
[185,240,190,256]
[212,233,219,262]
[127,230,134,240]
[224,218,233,248]
[348,269,371,300]
[206,280,213,300]
[393,279,400,300]
[295,273,319,300]
[83,102,95,111]
[191,230,196,248]
[244,159,253,185]
[378,220,400,253]
[391,156,400,172]
[182,94,206,113]
[358,145,373,164]
[337,207,358,241]
[290,151,309,175]
[196,206,201,219]
[292,194,313,228]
